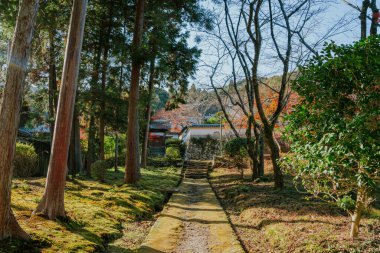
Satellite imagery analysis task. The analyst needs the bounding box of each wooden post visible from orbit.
[34,0,87,219]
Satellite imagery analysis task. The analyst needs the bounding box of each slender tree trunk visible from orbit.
[48,29,58,141]
[258,132,264,177]
[114,132,119,171]
[125,0,145,184]
[86,43,103,173]
[265,129,283,188]
[246,117,259,180]
[34,0,87,220]
[350,189,367,239]
[74,114,83,175]
[361,0,371,39]
[370,0,378,35]
[0,0,39,240]
[86,115,96,174]
[68,107,82,176]
[99,2,114,161]
[141,55,156,168]
[69,114,76,177]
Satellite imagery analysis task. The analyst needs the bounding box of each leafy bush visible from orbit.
[165,138,182,147]
[224,138,248,158]
[166,146,181,160]
[281,36,380,239]
[147,157,183,167]
[91,160,109,182]
[224,138,248,177]
[104,155,125,168]
[166,138,186,157]
[13,142,38,178]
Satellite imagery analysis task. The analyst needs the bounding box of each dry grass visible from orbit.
[1,166,182,253]
[209,161,380,253]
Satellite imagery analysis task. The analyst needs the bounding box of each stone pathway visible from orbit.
[138,161,244,253]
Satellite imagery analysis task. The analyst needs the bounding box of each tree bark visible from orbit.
[258,132,264,177]
[86,115,96,174]
[265,129,283,188]
[68,107,82,176]
[350,189,366,239]
[125,0,145,184]
[370,0,378,35]
[114,132,119,171]
[99,1,114,161]
[141,55,156,168]
[34,0,87,220]
[86,35,103,174]
[74,114,83,175]
[48,29,58,141]
[0,0,39,240]
[361,0,371,39]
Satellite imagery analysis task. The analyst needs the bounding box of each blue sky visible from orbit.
[189,0,363,87]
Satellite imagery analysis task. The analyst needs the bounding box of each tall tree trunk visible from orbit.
[86,115,96,174]
[265,129,283,188]
[350,189,367,239]
[68,107,82,176]
[370,0,378,35]
[34,0,87,219]
[141,55,156,168]
[114,132,119,171]
[0,0,39,240]
[125,0,145,184]
[86,38,103,173]
[99,2,114,161]
[361,0,371,39]
[258,132,264,177]
[247,120,258,180]
[74,113,83,175]
[48,29,58,142]
[69,115,76,177]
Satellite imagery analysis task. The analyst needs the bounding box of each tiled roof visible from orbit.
[190,124,222,128]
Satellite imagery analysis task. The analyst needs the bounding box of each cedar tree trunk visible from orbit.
[99,1,114,160]
[48,29,58,141]
[125,0,145,184]
[34,0,87,219]
[0,0,39,240]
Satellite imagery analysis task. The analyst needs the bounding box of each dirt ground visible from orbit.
[209,161,380,253]
[139,177,244,253]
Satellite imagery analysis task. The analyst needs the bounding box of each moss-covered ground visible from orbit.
[209,161,380,253]
[1,166,181,253]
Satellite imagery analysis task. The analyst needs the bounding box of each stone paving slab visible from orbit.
[138,177,244,253]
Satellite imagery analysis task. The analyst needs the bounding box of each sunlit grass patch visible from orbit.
[2,166,181,253]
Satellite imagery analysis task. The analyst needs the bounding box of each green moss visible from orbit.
[6,166,181,253]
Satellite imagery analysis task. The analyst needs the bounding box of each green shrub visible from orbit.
[91,160,109,182]
[224,138,248,158]
[104,155,125,168]
[224,138,248,177]
[165,138,182,147]
[147,157,183,167]
[166,146,181,160]
[13,142,38,178]
[281,37,380,239]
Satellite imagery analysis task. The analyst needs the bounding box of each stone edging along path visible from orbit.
[138,161,244,253]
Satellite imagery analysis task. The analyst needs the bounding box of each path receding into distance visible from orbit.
[138,161,244,253]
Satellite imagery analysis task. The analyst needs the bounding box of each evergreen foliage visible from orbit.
[282,36,380,238]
